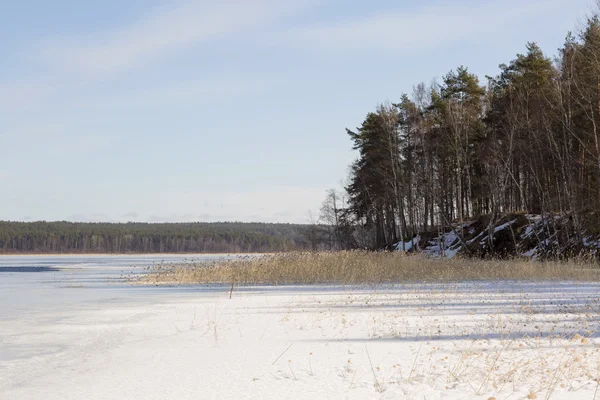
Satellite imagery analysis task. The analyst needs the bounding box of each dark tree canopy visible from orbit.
[320,11,600,250]
[0,221,314,254]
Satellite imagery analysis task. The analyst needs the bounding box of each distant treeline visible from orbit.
[0,221,314,254]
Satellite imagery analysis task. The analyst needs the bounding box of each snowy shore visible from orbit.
[2,281,599,399]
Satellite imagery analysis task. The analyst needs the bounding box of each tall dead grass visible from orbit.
[143,251,600,285]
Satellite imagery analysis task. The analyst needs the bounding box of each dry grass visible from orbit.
[267,284,600,397]
[142,251,600,285]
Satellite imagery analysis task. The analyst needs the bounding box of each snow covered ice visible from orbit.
[1,256,600,399]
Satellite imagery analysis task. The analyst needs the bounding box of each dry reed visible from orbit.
[142,251,600,285]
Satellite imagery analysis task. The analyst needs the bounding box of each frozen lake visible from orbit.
[0,254,234,320]
[2,255,600,399]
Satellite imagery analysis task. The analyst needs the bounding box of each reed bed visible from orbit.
[143,251,600,285]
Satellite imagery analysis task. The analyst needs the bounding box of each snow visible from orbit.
[2,258,600,399]
[583,236,600,248]
[526,214,543,222]
[493,219,517,233]
[478,219,518,247]
[423,231,460,258]
[395,236,420,252]
[395,232,462,257]
[3,281,600,399]
[523,225,535,239]
[467,231,485,244]
[521,247,538,258]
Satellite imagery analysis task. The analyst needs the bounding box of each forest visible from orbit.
[0,221,312,254]
[318,12,600,250]
[7,13,600,256]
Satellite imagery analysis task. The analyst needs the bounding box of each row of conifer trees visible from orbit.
[321,12,600,249]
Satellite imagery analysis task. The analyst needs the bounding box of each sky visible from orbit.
[0,0,596,224]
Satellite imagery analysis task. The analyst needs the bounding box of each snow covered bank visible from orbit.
[393,213,600,259]
[2,282,599,399]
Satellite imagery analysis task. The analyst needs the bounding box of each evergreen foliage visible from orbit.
[0,221,312,254]
[321,12,600,249]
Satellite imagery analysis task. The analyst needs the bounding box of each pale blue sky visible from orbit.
[0,0,594,223]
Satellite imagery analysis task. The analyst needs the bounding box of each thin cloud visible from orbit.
[38,0,317,75]
[2,121,110,155]
[277,0,573,52]
[116,187,327,223]
[122,212,139,219]
[85,77,269,110]
[0,80,58,110]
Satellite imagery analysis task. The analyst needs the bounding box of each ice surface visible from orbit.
[1,257,599,399]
